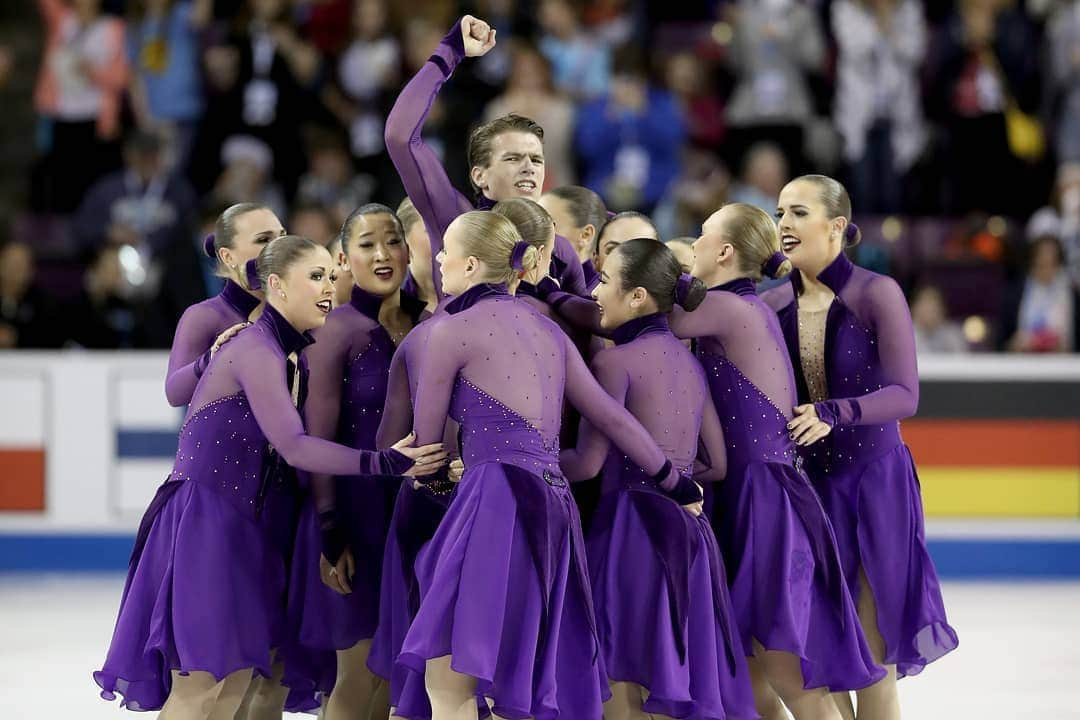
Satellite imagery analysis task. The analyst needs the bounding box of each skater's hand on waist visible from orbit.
[448,458,465,483]
[788,404,831,446]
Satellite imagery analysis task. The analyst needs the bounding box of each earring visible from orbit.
[230,264,237,270]
[279,291,287,300]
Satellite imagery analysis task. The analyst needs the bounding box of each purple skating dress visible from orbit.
[383,21,587,299]
[763,253,958,677]
[394,284,695,720]
[560,313,756,720]
[281,285,423,706]
[668,278,884,691]
[165,279,260,407]
[366,315,464,720]
[94,304,412,711]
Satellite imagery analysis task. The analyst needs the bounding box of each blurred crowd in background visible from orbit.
[0,0,1077,354]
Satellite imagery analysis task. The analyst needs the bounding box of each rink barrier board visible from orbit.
[2,533,1079,577]
[0,353,1079,530]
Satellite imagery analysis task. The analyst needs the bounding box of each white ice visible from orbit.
[1,575,1077,719]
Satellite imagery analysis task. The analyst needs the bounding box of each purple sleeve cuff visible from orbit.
[430,20,466,77]
[318,509,346,565]
[664,472,704,505]
[814,399,862,427]
[814,401,839,427]
[193,348,212,378]
[376,447,414,476]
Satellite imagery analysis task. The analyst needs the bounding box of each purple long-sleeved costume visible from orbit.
[383,22,587,299]
[762,253,958,676]
[669,278,884,690]
[539,280,886,690]
[164,279,260,406]
[391,284,690,720]
[559,313,756,720]
[281,285,423,704]
[95,304,410,712]
[366,315,466,719]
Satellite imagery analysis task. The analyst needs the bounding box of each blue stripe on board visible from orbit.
[116,430,178,459]
[2,535,1080,575]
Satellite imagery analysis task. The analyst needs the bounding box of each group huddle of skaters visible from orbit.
[94,15,958,720]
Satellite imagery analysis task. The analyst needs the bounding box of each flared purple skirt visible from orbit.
[810,444,958,677]
[587,488,757,720]
[94,479,287,710]
[367,480,449,715]
[712,460,885,692]
[394,462,608,720]
[280,475,399,705]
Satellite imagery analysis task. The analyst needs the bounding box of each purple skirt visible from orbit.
[712,460,885,692]
[395,462,608,720]
[810,444,958,677]
[588,488,757,720]
[94,479,287,710]
[281,475,399,706]
[367,480,450,715]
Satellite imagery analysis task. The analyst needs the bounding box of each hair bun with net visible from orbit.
[674,273,694,309]
[203,233,217,259]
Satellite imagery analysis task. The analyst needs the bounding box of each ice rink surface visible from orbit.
[2,574,1077,719]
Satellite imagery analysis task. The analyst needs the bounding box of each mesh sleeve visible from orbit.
[559,350,627,482]
[410,320,465,446]
[817,276,919,427]
[562,337,667,478]
[236,347,404,476]
[376,342,414,450]
[302,318,362,515]
[165,304,222,407]
[383,22,473,300]
[693,393,727,483]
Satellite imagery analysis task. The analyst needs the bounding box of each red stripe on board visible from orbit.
[0,448,45,511]
[904,419,1080,467]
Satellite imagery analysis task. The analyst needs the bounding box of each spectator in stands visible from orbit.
[321,0,400,182]
[127,0,211,171]
[73,128,197,258]
[191,0,318,200]
[1001,235,1079,353]
[832,0,928,214]
[212,134,288,221]
[0,240,60,348]
[289,201,337,247]
[576,46,685,213]
[729,141,788,215]
[926,0,1042,216]
[724,0,825,174]
[1028,163,1080,290]
[911,285,969,354]
[653,147,728,240]
[538,0,611,101]
[296,130,373,224]
[664,50,725,151]
[65,245,145,348]
[1048,2,1080,163]
[32,0,129,213]
[485,42,576,189]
